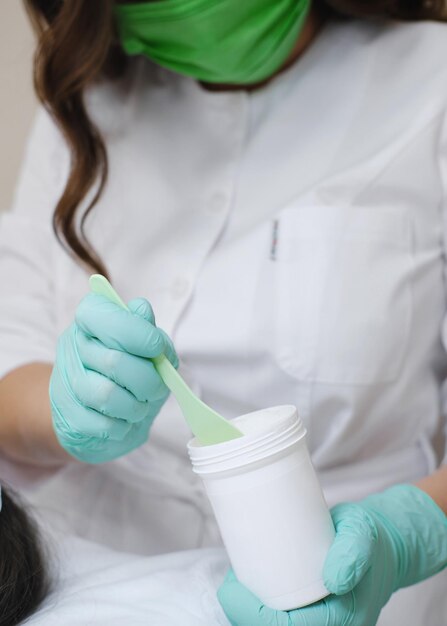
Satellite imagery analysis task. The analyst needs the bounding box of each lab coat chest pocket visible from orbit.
[273,204,413,385]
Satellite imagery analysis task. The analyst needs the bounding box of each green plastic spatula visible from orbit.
[89,274,243,446]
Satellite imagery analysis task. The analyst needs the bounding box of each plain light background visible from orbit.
[0,1,37,213]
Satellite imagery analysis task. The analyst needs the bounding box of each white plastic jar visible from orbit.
[187,405,335,611]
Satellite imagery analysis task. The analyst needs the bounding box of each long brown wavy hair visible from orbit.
[23,0,447,277]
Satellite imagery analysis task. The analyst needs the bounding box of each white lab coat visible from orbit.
[1,17,447,624]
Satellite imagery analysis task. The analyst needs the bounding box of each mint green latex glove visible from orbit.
[218,484,447,626]
[50,293,179,464]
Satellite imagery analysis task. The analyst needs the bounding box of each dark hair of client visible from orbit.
[0,485,51,626]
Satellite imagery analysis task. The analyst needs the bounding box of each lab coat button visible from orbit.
[207,193,227,213]
[171,276,191,298]
[211,104,239,129]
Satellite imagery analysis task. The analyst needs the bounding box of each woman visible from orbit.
[0,0,446,624]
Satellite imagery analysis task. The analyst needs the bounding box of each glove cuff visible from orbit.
[361,483,447,591]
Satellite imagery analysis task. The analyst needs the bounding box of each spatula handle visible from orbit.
[89,274,183,396]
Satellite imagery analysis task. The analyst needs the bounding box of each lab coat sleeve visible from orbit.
[440,103,447,467]
[0,106,69,381]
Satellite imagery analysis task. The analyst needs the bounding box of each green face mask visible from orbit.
[114,0,311,85]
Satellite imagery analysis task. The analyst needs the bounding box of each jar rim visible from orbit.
[187,405,306,475]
